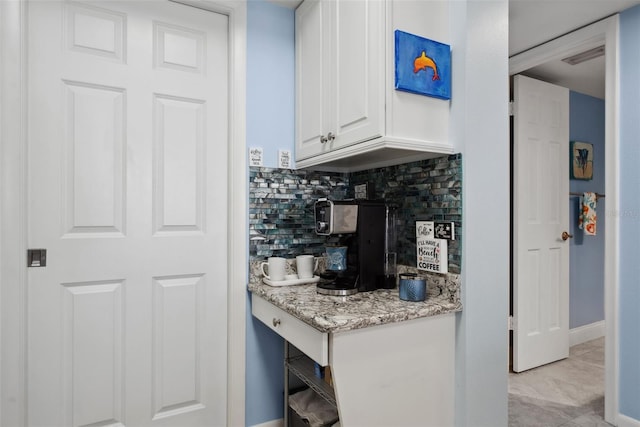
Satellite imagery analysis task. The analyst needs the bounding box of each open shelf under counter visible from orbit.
[286,353,336,408]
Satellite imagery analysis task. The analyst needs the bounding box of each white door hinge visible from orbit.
[508,316,515,331]
[509,101,515,117]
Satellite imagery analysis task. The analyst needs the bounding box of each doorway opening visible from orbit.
[508,15,619,426]
[509,72,606,427]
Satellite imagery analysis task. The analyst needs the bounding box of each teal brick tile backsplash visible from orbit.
[249,168,347,259]
[249,154,462,274]
[350,154,462,273]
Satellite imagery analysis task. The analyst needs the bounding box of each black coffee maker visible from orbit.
[315,198,395,295]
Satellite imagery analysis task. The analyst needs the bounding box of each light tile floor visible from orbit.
[508,337,611,427]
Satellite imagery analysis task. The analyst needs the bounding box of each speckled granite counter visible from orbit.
[248,262,462,333]
[249,262,459,426]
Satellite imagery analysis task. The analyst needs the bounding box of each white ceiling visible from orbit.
[510,0,640,99]
[271,0,640,99]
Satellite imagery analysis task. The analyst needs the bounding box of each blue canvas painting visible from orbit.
[395,30,451,100]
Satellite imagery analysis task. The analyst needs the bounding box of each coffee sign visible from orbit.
[416,221,448,274]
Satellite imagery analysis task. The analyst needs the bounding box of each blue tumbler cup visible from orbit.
[399,273,427,301]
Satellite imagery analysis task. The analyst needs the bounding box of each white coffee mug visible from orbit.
[261,257,287,281]
[296,255,318,279]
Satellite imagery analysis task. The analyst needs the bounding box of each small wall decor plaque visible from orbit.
[434,221,455,240]
[278,150,292,169]
[395,30,451,100]
[249,147,263,167]
[570,141,593,180]
[416,221,448,274]
[354,182,375,200]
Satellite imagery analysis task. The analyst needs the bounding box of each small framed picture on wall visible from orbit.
[570,141,593,180]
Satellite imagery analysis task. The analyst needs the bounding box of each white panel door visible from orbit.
[27,1,228,425]
[513,75,570,372]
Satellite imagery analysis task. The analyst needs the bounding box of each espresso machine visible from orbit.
[314,198,394,295]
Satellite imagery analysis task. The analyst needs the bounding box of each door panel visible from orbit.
[153,94,205,234]
[66,2,126,62]
[27,1,228,425]
[63,80,126,236]
[62,280,124,427]
[152,274,205,419]
[513,75,569,372]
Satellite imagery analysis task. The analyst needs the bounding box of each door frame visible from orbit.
[0,1,247,425]
[510,16,619,424]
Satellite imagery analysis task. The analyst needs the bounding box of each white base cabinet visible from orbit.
[295,0,453,172]
[252,295,455,426]
[330,314,455,426]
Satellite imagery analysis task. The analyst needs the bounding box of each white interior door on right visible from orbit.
[513,74,570,373]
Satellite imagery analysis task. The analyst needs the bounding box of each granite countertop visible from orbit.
[248,270,462,333]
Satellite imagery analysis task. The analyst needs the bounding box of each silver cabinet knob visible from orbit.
[272,318,281,327]
[320,133,335,144]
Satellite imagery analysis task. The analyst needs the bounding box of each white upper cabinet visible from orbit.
[296,0,328,160]
[295,0,453,172]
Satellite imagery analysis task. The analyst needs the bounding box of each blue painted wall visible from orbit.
[246,0,296,169]
[244,2,510,426]
[568,92,605,329]
[245,1,294,425]
[450,2,509,425]
[619,5,640,421]
[243,3,640,424]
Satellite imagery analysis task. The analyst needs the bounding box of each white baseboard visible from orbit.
[569,320,605,347]
[250,418,283,427]
[617,413,640,427]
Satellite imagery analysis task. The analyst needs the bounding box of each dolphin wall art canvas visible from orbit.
[395,30,451,100]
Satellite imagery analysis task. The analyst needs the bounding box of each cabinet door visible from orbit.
[295,0,331,161]
[330,0,384,150]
